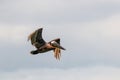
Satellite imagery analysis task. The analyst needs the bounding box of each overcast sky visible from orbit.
[0,0,120,80]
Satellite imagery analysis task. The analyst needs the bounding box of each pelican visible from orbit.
[28,28,65,60]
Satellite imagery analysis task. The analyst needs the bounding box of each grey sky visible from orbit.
[0,0,120,79]
[0,0,120,25]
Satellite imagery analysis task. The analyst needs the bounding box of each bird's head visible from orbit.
[50,41,66,50]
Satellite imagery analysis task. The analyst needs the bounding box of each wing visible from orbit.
[28,28,46,48]
[50,38,66,50]
[51,38,61,60]
[54,48,61,60]
[50,38,60,44]
[51,38,66,60]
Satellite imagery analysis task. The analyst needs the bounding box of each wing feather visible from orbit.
[54,48,61,60]
[50,38,60,44]
[28,28,46,48]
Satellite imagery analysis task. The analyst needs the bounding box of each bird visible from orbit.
[28,28,66,60]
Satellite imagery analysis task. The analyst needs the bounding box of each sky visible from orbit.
[0,0,120,80]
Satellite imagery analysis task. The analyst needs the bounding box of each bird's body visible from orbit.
[28,28,65,60]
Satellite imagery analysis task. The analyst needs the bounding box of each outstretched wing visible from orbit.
[51,38,60,44]
[50,38,61,60]
[50,38,65,50]
[28,28,46,48]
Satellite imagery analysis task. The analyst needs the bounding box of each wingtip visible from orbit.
[36,27,43,31]
[40,27,43,30]
[35,28,43,33]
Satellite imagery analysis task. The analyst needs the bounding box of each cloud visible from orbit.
[0,14,120,71]
[1,13,120,44]
[1,66,120,80]
[0,0,120,25]
[0,0,120,71]
[0,25,30,45]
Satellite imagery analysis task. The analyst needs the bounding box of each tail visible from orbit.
[30,50,39,55]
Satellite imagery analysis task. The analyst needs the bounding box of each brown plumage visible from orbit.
[28,28,65,60]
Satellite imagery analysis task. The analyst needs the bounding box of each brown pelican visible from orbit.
[28,28,65,60]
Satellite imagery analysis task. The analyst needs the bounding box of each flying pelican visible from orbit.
[28,28,65,60]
